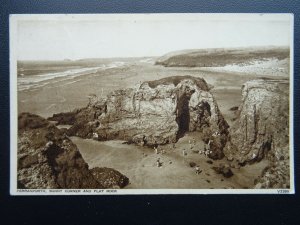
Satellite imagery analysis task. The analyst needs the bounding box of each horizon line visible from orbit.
[17,45,290,62]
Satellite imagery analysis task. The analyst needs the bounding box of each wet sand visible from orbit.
[71,132,268,189]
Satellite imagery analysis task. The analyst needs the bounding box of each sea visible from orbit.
[17,61,126,91]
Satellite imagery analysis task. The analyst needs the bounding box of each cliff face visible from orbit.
[49,76,229,159]
[18,113,129,189]
[224,78,290,188]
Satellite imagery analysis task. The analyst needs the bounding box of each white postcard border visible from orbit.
[9,13,295,195]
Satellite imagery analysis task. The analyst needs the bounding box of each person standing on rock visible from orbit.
[182,149,186,156]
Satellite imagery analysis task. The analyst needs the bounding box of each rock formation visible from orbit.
[224,78,290,188]
[18,113,129,189]
[48,76,229,159]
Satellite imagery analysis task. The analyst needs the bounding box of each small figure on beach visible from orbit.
[204,140,211,151]
[212,131,220,137]
[156,158,161,167]
[92,132,98,140]
[195,165,201,175]
[204,150,209,157]
[154,146,158,154]
[188,139,193,150]
[182,149,186,156]
[204,150,213,157]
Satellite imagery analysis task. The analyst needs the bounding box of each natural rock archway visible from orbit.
[175,84,195,138]
[48,76,229,159]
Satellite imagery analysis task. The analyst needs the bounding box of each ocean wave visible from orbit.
[18,61,126,91]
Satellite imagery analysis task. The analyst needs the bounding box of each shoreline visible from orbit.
[17,59,289,119]
[15,58,290,189]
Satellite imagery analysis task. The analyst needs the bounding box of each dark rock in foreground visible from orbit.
[48,76,229,159]
[91,167,129,189]
[18,113,129,189]
[212,164,234,178]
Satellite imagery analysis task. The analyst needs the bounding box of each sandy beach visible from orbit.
[17,57,289,189]
[18,57,288,123]
[71,132,269,189]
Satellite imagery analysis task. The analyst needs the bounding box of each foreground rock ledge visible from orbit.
[49,76,229,159]
[18,113,129,189]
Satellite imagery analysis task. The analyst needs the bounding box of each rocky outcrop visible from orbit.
[253,159,290,189]
[48,76,229,159]
[18,113,129,189]
[224,78,290,188]
[90,167,129,189]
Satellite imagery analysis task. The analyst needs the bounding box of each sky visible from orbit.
[13,14,292,60]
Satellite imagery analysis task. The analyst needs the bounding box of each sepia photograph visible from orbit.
[10,13,294,194]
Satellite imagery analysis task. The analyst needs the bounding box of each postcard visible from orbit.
[10,13,294,195]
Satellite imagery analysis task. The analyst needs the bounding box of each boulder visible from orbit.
[212,164,234,178]
[90,167,129,189]
[18,112,129,189]
[48,76,229,159]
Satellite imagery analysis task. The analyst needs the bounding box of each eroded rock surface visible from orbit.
[224,78,290,188]
[18,113,129,189]
[91,167,129,189]
[49,76,229,159]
